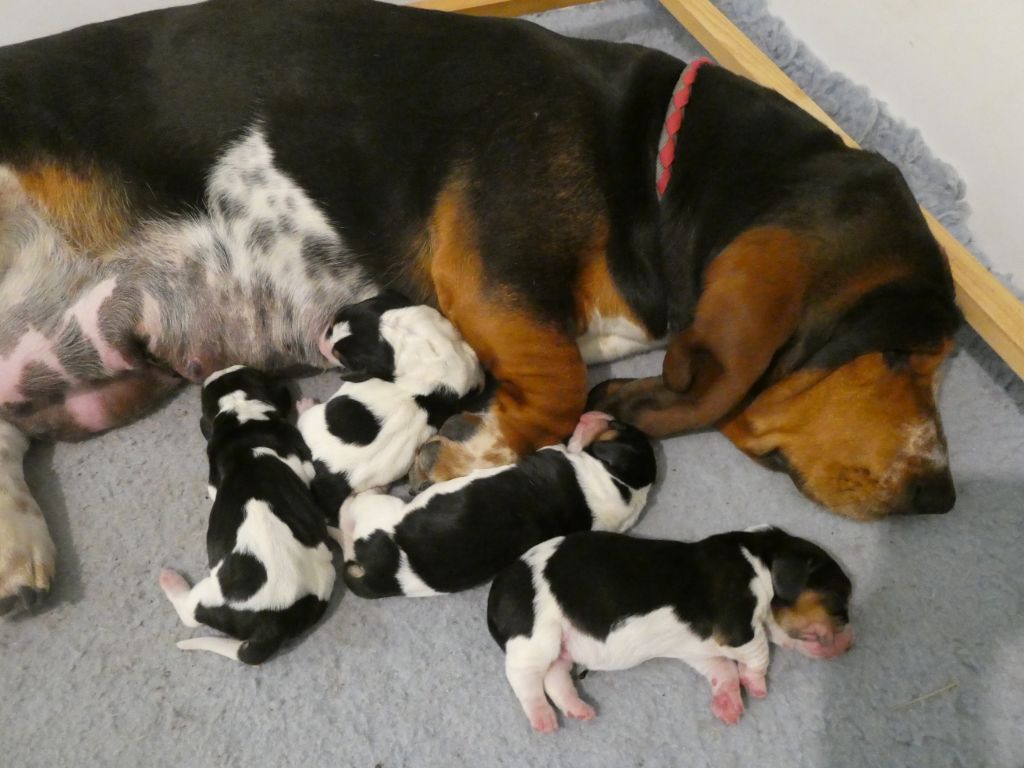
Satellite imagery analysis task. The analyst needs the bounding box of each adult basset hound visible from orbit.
[0,0,959,612]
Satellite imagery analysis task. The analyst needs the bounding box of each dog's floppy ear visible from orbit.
[770,555,811,604]
[661,227,812,414]
[595,227,812,436]
[199,414,213,440]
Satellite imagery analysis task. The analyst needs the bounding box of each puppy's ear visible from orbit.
[199,414,213,440]
[584,435,657,491]
[770,555,811,604]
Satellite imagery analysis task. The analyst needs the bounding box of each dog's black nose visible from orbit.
[910,470,956,514]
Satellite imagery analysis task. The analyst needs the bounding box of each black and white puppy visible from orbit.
[487,527,854,732]
[159,365,335,665]
[298,291,484,520]
[335,412,656,598]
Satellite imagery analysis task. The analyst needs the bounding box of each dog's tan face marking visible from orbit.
[721,343,954,519]
[15,162,134,257]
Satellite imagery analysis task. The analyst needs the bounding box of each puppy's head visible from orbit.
[568,411,657,493]
[318,290,412,380]
[752,527,853,658]
[199,365,292,439]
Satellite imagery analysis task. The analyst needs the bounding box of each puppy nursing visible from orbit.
[337,412,657,598]
[487,526,853,731]
[152,300,856,730]
[298,291,484,520]
[160,366,334,664]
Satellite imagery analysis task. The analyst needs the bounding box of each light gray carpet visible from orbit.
[3,1,1023,767]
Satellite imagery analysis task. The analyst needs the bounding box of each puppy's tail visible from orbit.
[176,630,284,665]
[176,636,243,661]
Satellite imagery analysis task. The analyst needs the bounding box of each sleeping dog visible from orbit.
[159,366,334,664]
[298,291,484,520]
[336,412,656,598]
[1,0,961,612]
[487,526,853,731]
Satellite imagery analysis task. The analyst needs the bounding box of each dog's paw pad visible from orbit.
[0,507,56,616]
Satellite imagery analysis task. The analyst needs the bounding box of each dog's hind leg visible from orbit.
[0,420,56,614]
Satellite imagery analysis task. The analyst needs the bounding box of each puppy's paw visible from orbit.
[158,568,191,599]
[409,415,516,490]
[565,700,596,722]
[710,684,744,725]
[528,702,559,734]
[738,666,768,699]
[296,397,319,415]
[0,492,56,616]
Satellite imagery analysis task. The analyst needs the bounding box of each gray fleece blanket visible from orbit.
[2,1,1021,767]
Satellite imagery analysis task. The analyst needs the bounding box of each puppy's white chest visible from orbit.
[564,606,720,671]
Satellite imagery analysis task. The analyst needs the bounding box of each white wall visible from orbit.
[0,0,197,46]
[768,0,1024,292]
[2,0,1019,291]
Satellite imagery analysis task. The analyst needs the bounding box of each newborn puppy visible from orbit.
[300,291,484,520]
[487,526,853,732]
[336,412,656,598]
[159,365,335,665]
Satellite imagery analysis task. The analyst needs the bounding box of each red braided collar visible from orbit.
[656,57,714,198]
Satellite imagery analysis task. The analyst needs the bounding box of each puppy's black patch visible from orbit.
[194,594,328,666]
[217,551,268,601]
[542,532,758,648]
[487,558,536,650]
[417,391,471,431]
[583,422,657,492]
[345,531,402,598]
[310,460,353,525]
[324,395,380,445]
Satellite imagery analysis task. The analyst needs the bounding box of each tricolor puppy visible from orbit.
[299,291,485,519]
[336,412,656,598]
[487,527,853,732]
[159,366,334,665]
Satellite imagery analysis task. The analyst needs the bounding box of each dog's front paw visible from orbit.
[409,414,516,490]
[0,491,56,616]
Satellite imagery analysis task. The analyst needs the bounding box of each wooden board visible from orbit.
[657,0,1024,379]
[410,0,598,17]
[410,0,1024,379]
